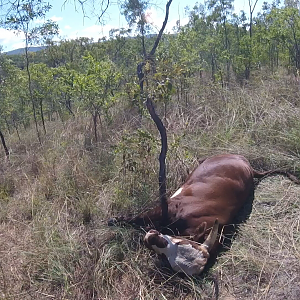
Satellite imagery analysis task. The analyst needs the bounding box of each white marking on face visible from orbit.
[151,234,207,275]
[170,187,183,198]
[151,235,178,260]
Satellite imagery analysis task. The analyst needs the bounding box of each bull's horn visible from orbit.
[202,219,219,251]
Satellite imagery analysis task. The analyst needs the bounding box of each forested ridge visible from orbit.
[2,0,300,143]
[1,0,300,299]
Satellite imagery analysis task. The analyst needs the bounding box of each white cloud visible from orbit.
[0,28,25,51]
[66,10,188,43]
[50,16,63,22]
[34,19,45,24]
[166,17,189,32]
[68,24,115,41]
[82,24,107,34]
[143,7,189,33]
[34,15,63,25]
[9,41,26,51]
[1,6,189,52]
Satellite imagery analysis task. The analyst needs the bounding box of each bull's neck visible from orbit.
[130,205,167,228]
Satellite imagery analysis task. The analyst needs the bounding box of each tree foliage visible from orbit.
[0,0,300,147]
[74,54,121,141]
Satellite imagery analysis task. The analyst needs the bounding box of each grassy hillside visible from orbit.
[1,75,300,299]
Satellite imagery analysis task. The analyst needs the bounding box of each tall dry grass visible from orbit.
[0,75,300,299]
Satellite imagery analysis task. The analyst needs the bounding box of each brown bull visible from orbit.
[110,154,299,275]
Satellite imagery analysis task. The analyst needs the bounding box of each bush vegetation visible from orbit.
[1,76,300,299]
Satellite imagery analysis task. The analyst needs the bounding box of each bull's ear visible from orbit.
[193,221,207,241]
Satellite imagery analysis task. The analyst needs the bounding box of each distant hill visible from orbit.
[5,46,46,55]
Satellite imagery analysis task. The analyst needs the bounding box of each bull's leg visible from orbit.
[192,221,207,242]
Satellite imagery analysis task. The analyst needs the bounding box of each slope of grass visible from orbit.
[1,76,300,299]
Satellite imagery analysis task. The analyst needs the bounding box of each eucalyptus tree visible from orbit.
[229,10,254,80]
[155,28,199,106]
[0,51,10,157]
[206,0,234,83]
[29,63,57,133]
[184,1,236,84]
[52,65,78,118]
[251,4,277,72]
[74,54,121,142]
[0,53,29,139]
[119,0,173,223]
[240,0,259,79]
[1,0,58,143]
[107,28,139,74]
[121,0,151,57]
[0,51,30,155]
[267,6,300,73]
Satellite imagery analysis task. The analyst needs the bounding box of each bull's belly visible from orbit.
[167,196,248,238]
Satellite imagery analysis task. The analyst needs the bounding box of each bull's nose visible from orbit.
[148,229,159,234]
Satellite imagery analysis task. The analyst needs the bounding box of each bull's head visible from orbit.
[144,219,219,276]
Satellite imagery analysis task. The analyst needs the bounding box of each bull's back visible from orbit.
[186,154,253,184]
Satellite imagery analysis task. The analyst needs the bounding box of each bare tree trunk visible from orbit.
[65,95,75,117]
[92,112,98,143]
[137,0,173,226]
[0,129,9,158]
[40,99,46,134]
[145,98,168,224]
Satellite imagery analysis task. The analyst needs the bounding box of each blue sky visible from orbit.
[1,0,269,52]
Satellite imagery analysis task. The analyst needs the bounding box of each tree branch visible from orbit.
[145,97,168,225]
[98,0,110,23]
[149,0,172,57]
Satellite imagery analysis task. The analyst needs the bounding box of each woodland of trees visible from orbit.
[1,0,300,156]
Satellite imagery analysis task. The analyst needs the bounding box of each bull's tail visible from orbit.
[253,169,300,184]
